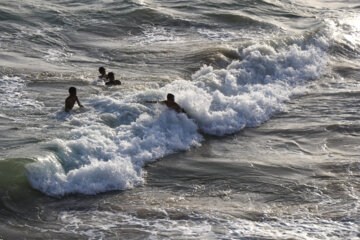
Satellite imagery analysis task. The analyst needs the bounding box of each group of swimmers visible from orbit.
[98,67,122,86]
[65,67,186,114]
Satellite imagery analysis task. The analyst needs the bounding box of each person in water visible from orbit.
[145,93,186,113]
[105,72,121,86]
[65,87,84,112]
[98,66,108,80]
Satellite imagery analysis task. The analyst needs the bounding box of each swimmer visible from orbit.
[145,93,186,114]
[105,72,121,86]
[65,87,84,112]
[98,66,108,81]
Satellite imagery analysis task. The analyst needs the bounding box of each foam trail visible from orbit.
[26,35,328,196]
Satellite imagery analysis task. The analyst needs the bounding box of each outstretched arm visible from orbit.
[76,97,84,108]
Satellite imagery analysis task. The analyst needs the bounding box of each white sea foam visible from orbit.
[325,13,360,55]
[43,48,72,63]
[92,78,106,85]
[0,76,43,115]
[187,43,327,135]
[26,35,328,196]
[26,95,201,196]
[27,209,358,239]
[133,25,182,44]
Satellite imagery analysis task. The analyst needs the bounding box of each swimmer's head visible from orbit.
[108,72,114,80]
[167,93,175,101]
[69,87,77,95]
[99,67,106,75]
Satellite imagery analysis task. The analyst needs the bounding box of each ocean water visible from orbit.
[1,0,360,239]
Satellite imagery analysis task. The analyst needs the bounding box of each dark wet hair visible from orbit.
[108,72,114,79]
[99,67,105,74]
[69,87,76,94]
[167,93,174,101]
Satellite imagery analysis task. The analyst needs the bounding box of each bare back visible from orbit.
[65,95,78,112]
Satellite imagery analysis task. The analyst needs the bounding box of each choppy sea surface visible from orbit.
[1,0,360,239]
